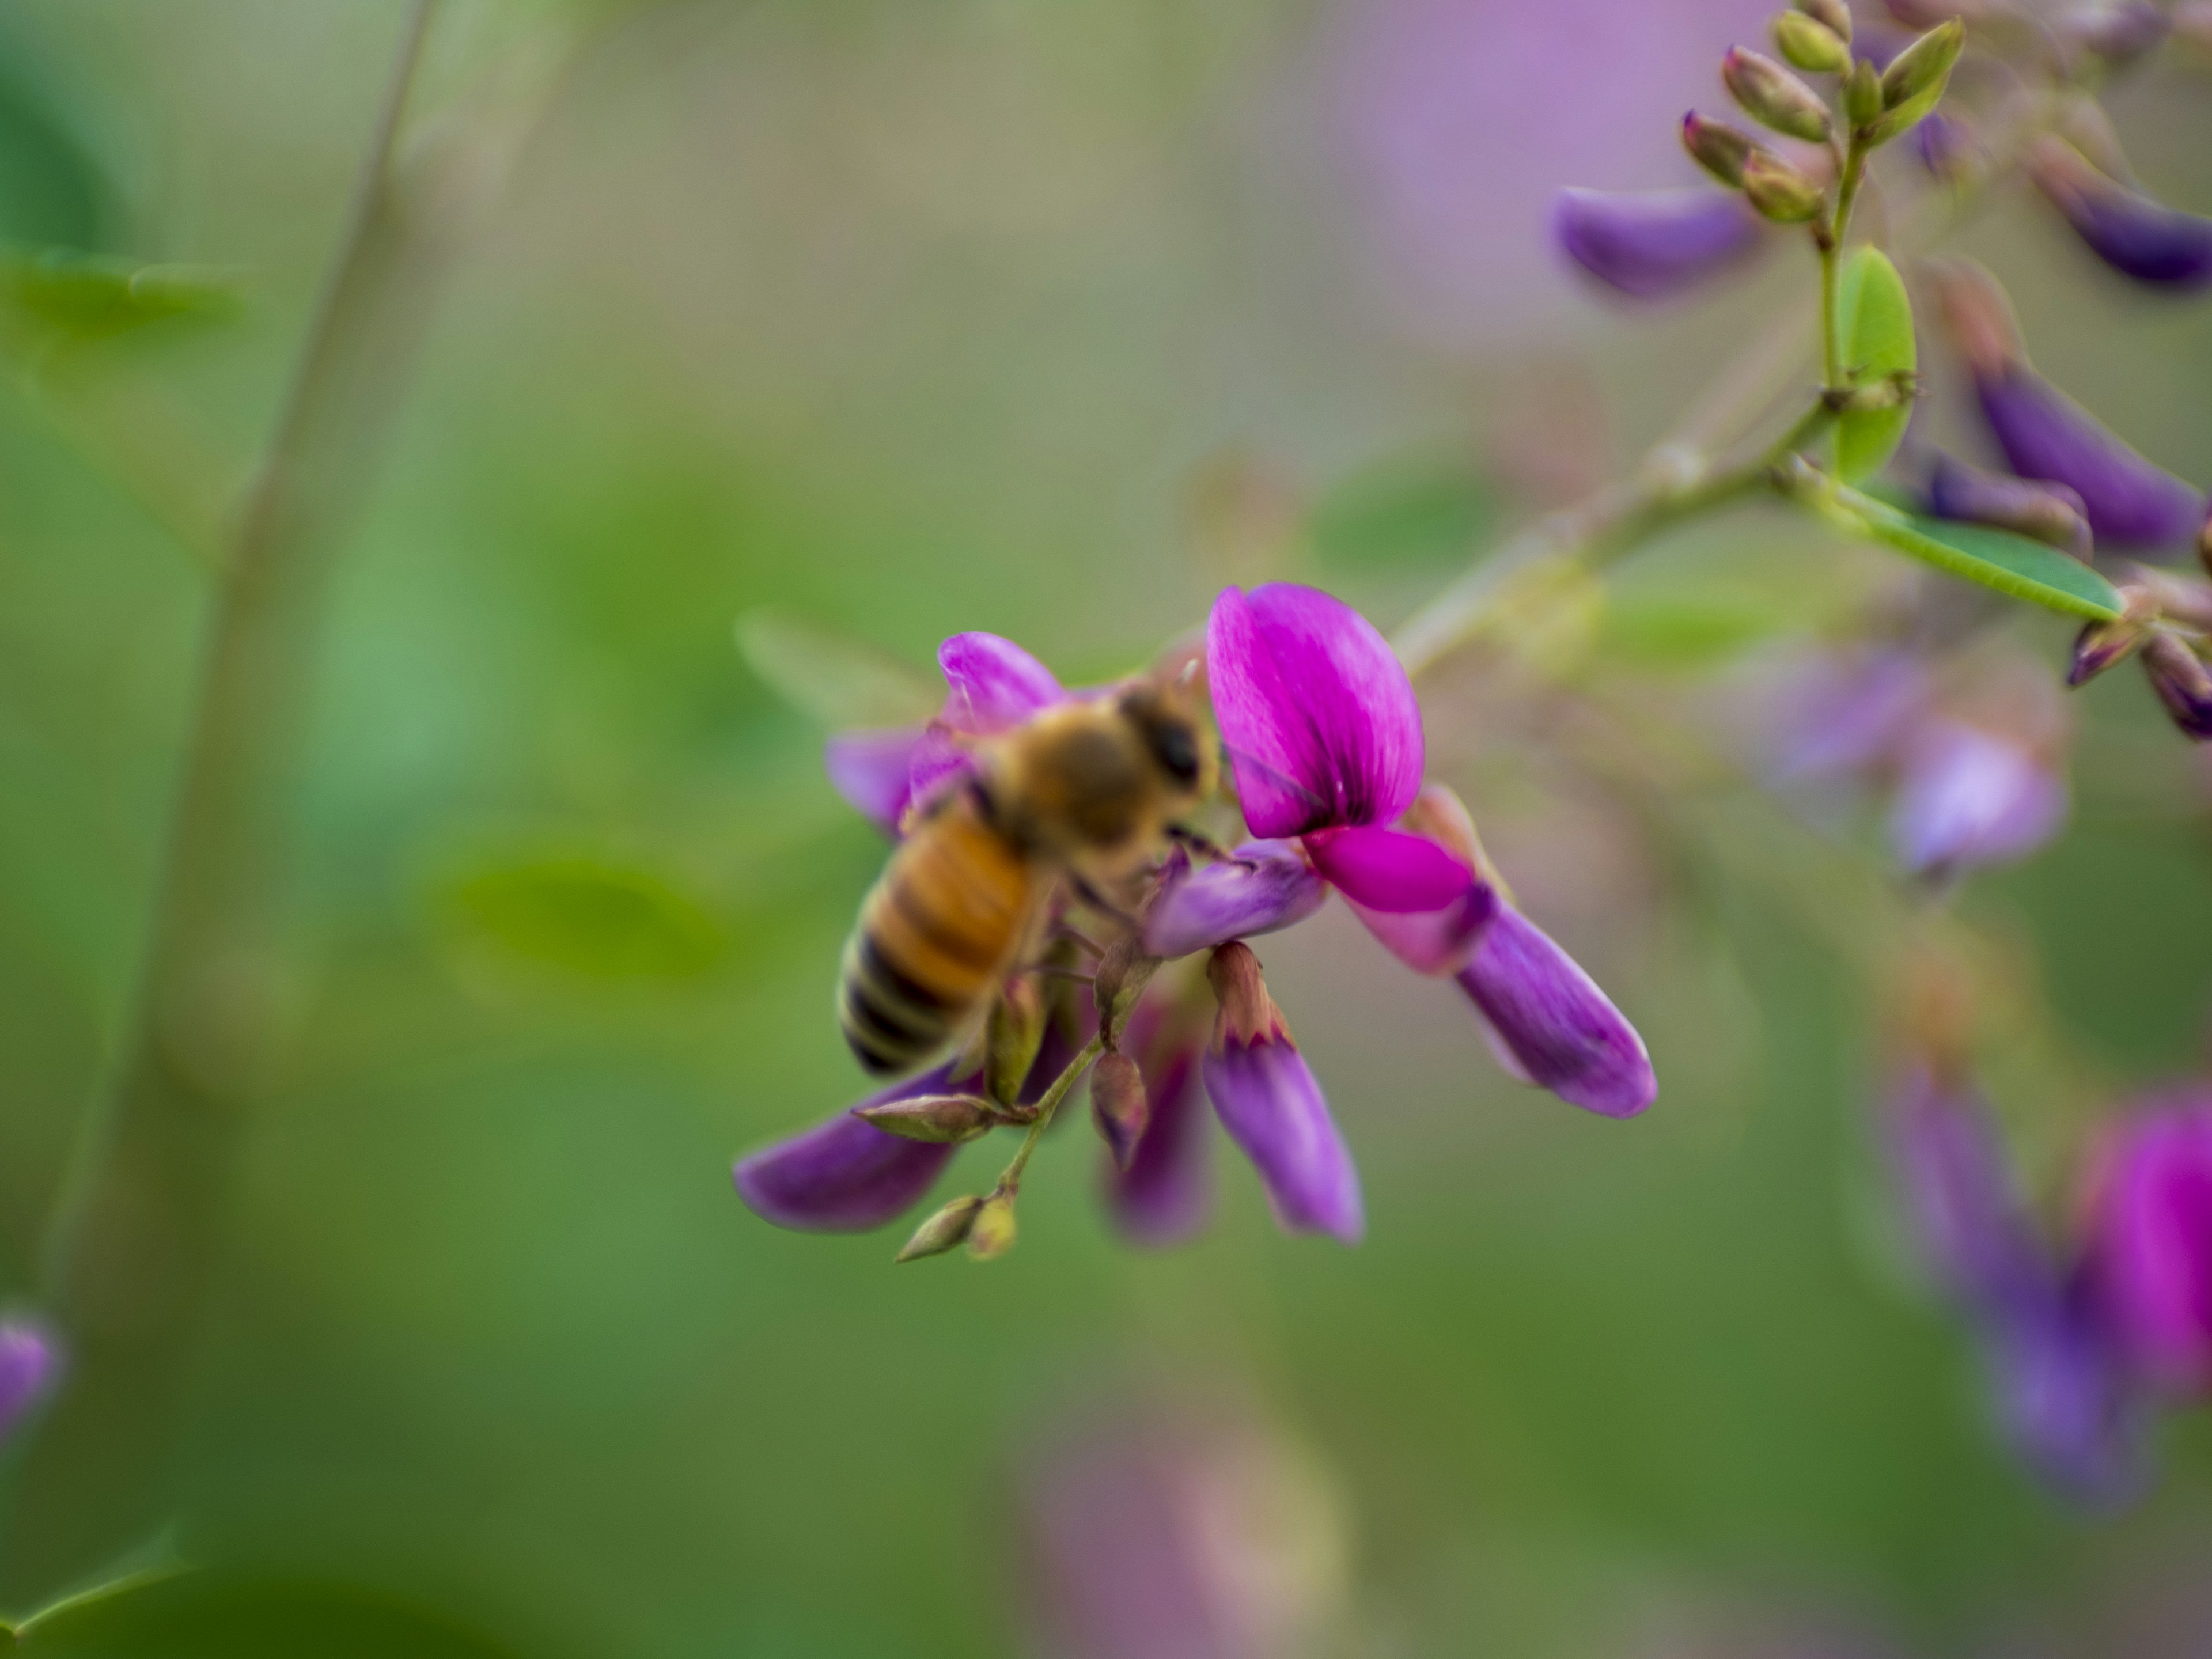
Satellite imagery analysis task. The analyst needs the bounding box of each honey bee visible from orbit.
[838,676,1215,1076]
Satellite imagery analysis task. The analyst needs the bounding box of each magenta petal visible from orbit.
[1455,906,1654,1118]
[1975,366,2205,551]
[824,725,927,834]
[1889,721,2067,880]
[1348,881,1495,976]
[2087,1097,2212,1394]
[1206,584,1423,838]
[1305,825,1474,914]
[733,1068,959,1233]
[1108,1038,1214,1248]
[1203,1034,1363,1243]
[1553,187,1764,301]
[0,1319,60,1448]
[938,632,1065,734]
[1143,840,1330,958]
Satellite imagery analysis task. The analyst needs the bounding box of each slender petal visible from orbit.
[2032,139,2212,290]
[1204,1037,1363,1243]
[1552,187,1764,300]
[1347,882,1494,976]
[1206,585,1423,838]
[733,1067,959,1233]
[1990,1268,2147,1508]
[0,1319,59,1448]
[1455,906,1654,1118]
[2085,1097,2212,1395]
[1304,825,1476,914]
[1889,1067,2049,1315]
[1107,1002,1214,1248]
[1888,720,2067,879]
[937,632,1066,733]
[1143,840,1330,959]
[1974,365,2205,551]
[1927,453,2092,560]
[823,725,927,834]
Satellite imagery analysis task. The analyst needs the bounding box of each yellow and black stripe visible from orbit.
[838,804,1037,1075]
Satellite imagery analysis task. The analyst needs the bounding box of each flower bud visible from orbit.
[895,1194,984,1262]
[1680,111,1759,186]
[1092,932,1161,1049]
[1090,1051,1150,1172]
[1723,46,1834,142]
[1881,19,1964,110]
[2140,634,2212,740]
[2029,138,2212,291]
[2069,612,2150,688]
[1845,59,1884,126]
[1797,0,1854,43]
[853,1092,1008,1143]
[1554,187,1765,299]
[986,976,1047,1108]
[967,1189,1020,1260]
[1741,150,1826,222]
[1927,453,2093,560]
[1775,9,1851,71]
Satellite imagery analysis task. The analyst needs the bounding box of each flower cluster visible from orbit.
[735,584,1653,1259]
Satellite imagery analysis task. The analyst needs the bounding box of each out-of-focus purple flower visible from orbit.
[1456,906,1656,1118]
[2085,1097,2212,1394]
[824,726,929,834]
[1927,453,2093,560]
[733,1066,960,1232]
[1107,999,1214,1248]
[1914,111,1982,183]
[1759,646,1930,789]
[0,1319,59,1448]
[2031,139,2212,290]
[1552,187,1765,300]
[1889,1069,2142,1503]
[1975,366,2205,552]
[1146,841,1330,960]
[1889,719,2068,881]
[1203,944,1363,1244]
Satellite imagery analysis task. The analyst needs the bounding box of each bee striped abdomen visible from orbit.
[839,805,1036,1075]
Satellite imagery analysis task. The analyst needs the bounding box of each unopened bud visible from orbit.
[1775,10,1851,71]
[1881,19,1964,110]
[854,1092,1007,1143]
[1681,111,1760,187]
[1090,1051,1150,1172]
[1092,933,1161,1049]
[1206,941,1290,1048]
[986,977,1047,1107]
[1797,0,1854,41]
[1722,46,1834,142]
[1844,59,1884,126]
[1741,150,1826,222]
[2141,634,2212,741]
[896,1195,984,1262]
[967,1190,1019,1260]
[2068,600,2152,687]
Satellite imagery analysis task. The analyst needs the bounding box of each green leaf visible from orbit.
[735,610,940,729]
[442,853,725,980]
[14,1570,521,1657]
[0,246,241,340]
[1834,247,1914,483]
[1310,457,1493,569]
[1600,590,1794,668]
[1831,486,2124,620]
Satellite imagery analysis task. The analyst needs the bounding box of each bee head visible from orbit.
[1118,681,1214,802]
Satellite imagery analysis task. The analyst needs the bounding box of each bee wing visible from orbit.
[736,609,941,729]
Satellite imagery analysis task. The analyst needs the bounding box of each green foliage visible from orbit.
[0,42,109,251]
[440,853,725,981]
[1310,457,1493,569]
[0,247,239,342]
[1831,484,2125,620]
[1599,590,1793,668]
[8,1571,520,1657]
[1834,248,1914,483]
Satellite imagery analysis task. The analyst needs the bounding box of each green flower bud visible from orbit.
[986,977,1047,1108]
[896,1195,983,1262]
[1741,150,1826,222]
[1723,46,1835,141]
[854,1092,1005,1143]
[1844,59,1883,125]
[1881,18,1964,109]
[1090,933,1160,1049]
[1774,10,1850,71]
[1797,0,1854,43]
[967,1190,1018,1260]
[1681,111,1760,186]
[1090,1051,1150,1172]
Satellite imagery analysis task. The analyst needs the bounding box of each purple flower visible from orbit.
[823,726,928,834]
[1926,453,2092,560]
[0,1319,59,1448]
[733,1066,961,1232]
[2031,139,2212,291]
[1202,945,1363,1243]
[1456,906,1656,1118]
[2139,633,2212,741]
[1888,719,2067,881]
[1974,368,2204,553]
[1105,999,1215,1249]
[1890,1069,2142,1503]
[1552,187,1765,300]
[1145,840,1329,960]
[2085,1096,2212,1395]
[1758,646,1930,790]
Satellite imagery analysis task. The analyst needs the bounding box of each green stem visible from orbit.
[998,1033,1106,1192]
[1821,136,1869,393]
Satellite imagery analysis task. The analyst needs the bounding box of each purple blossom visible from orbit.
[1926,452,2092,560]
[2031,139,2212,290]
[1759,646,1931,790]
[1552,187,1765,300]
[1456,906,1656,1119]
[1888,719,2068,881]
[1974,365,2205,552]
[1105,999,1214,1248]
[733,1066,961,1232]
[2085,1096,2212,1395]
[2140,633,2212,741]
[1145,841,1328,960]
[0,1319,59,1448]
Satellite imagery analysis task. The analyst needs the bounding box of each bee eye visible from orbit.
[1149,720,1201,786]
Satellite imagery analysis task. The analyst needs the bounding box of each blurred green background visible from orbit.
[2,1,2211,1654]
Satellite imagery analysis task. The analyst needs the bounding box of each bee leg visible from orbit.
[1051,923,1105,958]
[1165,824,1250,867]
[1070,873,1140,929]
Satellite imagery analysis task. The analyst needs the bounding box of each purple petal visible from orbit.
[1206,584,1423,838]
[1761,647,1930,787]
[824,725,927,834]
[733,1067,959,1233]
[0,1319,59,1448]
[938,632,1065,734]
[1143,840,1330,959]
[1926,452,2092,560]
[1346,882,1495,976]
[1108,1020,1214,1248]
[1888,1067,2051,1315]
[1455,906,1655,1118]
[1203,1034,1363,1243]
[1990,1271,2147,1508]
[1888,721,2067,880]
[1304,825,1474,914]
[2085,1096,2212,1394]
[1552,187,1764,300]
[2141,634,2212,741]
[2034,142,2212,290]
[1975,365,2205,551]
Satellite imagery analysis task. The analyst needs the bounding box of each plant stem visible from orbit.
[999,1034,1107,1192]
[1821,135,1870,392]
[0,0,442,1598]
